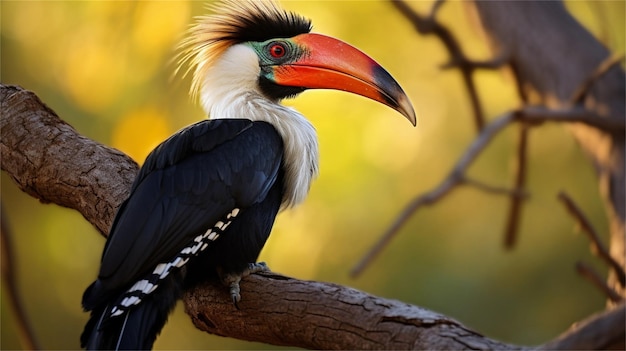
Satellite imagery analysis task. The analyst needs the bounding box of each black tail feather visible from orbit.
[81,300,165,350]
[81,272,184,350]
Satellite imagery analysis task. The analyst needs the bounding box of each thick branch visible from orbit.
[0,85,138,235]
[184,272,519,350]
[2,85,624,349]
[0,84,519,349]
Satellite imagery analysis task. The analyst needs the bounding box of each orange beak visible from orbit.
[271,33,416,125]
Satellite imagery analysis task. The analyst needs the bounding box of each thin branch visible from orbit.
[439,54,509,71]
[576,262,624,303]
[461,176,529,198]
[351,112,516,277]
[390,0,508,132]
[558,192,626,287]
[428,0,445,20]
[503,125,529,249]
[355,105,624,277]
[515,105,626,135]
[571,54,626,104]
[1,203,40,350]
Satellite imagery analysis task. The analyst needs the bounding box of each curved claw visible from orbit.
[221,262,270,309]
[229,279,242,309]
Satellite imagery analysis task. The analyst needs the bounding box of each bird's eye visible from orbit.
[268,43,287,58]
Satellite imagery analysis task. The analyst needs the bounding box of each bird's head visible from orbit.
[178,0,416,126]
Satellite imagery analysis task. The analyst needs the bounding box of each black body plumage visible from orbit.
[81,119,285,349]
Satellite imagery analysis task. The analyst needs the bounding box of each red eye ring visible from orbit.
[269,43,286,58]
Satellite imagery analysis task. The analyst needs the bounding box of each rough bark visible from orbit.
[472,1,626,301]
[0,85,138,235]
[2,83,624,349]
[0,83,525,350]
[185,272,519,350]
[2,4,625,349]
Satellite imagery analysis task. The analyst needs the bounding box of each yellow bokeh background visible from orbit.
[1,1,623,349]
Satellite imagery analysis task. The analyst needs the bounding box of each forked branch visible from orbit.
[3,85,624,350]
[390,0,507,132]
[353,105,624,277]
[0,84,517,350]
[558,192,626,289]
[357,0,625,276]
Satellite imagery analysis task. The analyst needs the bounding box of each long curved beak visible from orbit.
[271,33,416,126]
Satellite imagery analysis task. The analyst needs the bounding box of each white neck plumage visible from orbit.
[198,44,319,209]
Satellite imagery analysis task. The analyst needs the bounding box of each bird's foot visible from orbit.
[221,262,269,309]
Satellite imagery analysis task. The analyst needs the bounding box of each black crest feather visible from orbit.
[219,1,312,43]
[177,0,312,99]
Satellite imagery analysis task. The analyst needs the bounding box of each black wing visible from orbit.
[83,119,283,309]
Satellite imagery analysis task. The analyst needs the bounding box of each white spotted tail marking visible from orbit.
[108,208,241,318]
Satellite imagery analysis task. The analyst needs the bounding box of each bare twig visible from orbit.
[461,176,529,198]
[392,0,623,256]
[503,125,529,248]
[514,106,626,135]
[1,204,40,350]
[474,58,626,251]
[355,106,625,277]
[576,262,624,303]
[439,55,508,71]
[428,0,445,20]
[558,192,626,287]
[571,54,626,104]
[351,112,516,277]
[391,0,508,132]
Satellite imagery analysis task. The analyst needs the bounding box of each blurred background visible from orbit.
[1,1,624,349]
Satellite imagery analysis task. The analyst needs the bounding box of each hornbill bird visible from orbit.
[81,0,416,349]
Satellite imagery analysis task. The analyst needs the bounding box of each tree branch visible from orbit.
[570,54,625,104]
[558,192,626,287]
[352,104,623,277]
[184,272,520,350]
[461,176,529,198]
[575,262,624,304]
[363,0,625,306]
[0,85,138,236]
[0,84,519,349]
[503,125,529,248]
[0,204,40,350]
[3,84,623,349]
[391,0,499,132]
[473,0,625,302]
[351,112,514,278]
